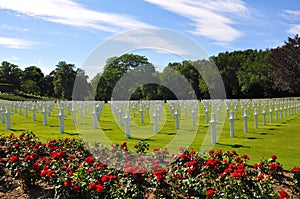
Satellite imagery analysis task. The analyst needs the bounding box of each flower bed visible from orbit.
[0,132,299,198]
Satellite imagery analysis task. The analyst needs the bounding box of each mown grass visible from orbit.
[0,101,299,170]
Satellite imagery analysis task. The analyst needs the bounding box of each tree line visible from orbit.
[1,35,299,100]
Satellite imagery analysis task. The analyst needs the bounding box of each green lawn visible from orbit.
[0,101,299,170]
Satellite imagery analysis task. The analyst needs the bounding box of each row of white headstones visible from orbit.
[203,99,300,144]
[0,101,104,133]
[109,98,300,142]
[108,100,199,138]
[0,99,299,144]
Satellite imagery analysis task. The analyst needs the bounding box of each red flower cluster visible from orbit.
[291,166,300,173]
[9,155,19,163]
[85,156,95,165]
[206,189,215,197]
[277,189,289,199]
[270,162,281,171]
[51,151,65,160]
[270,154,277,160]
[154,169,166,181]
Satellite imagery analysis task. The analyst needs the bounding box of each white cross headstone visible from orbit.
[5,107,14,130]
[174,110,180,129]
[269,108,273,123]
[262,107,266,126]
[119,108,124,126]
[191,108,197,126]
[31,105,37,121]
[24,104,29,118]
[56,109,67,133]
[228,111,235,138]
[19,103,23,115]
[71,107,78,124]
[204,108,209,124]
[139,108,144,124]
[41,108,48,126]
[152,109,159,133]
[243,109,248,133]
[254,108,258,129]
[132,104,137,118]
[0,105,5,124]
[91,111,98,129]
[209,113,218,144]
[124,111,131,139]
[280,106,282,119]
[79,104,83,118]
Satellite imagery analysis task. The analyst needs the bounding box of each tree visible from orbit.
[53,61,76,99]
[236,49,273,98]
[96,54,152,101]
[21,66,44,95]
[269,35,300,96]
[168,60,201,99]
[0,61,23,93]
[72,68,91,100]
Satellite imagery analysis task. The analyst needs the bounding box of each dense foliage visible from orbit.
[0,132,299,198]
[1,35,300,100]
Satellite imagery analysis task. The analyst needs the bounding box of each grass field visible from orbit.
[0,101,299,170]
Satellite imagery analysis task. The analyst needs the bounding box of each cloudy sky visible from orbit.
[0,0,299,76]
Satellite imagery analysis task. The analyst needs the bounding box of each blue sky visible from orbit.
[0,0,300,78]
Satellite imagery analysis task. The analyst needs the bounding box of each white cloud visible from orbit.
[112,29,190,56]
[143,0,249,44]
[0,37,38,49]
[0,24,29,32]
[0,0,153,33]
[282,10,300,35]
[287,24,300,35]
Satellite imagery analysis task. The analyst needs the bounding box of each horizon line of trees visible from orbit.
[1,35,299,100]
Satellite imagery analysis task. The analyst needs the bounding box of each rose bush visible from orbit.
[0,132,299,198]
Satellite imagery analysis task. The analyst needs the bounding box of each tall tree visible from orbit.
[237,49,273,98]
[269,35,300,96]
[53,61,76,99]
[72,68,91,100]
[96,54,151,101]
[0,61,23,93]
[21,66,44,95]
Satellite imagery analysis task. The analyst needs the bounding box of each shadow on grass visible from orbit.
[247,137,261,140]
[217,143,251,149]
[10,128,26,132]
[251,132,274,136]
[128,137,154,142]
[163,132,176,135]
[63,132,79,136]
[102,128,113,131]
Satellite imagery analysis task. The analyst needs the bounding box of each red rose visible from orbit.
[101,175,110,183]
[64,180,72,187]
[241,154,249,160]
[121,142,127,147]
[154,169,166,181]
[188,167,195,174]
[270,154,277,160]
[207,189,215,197]
[9,155,19,163]
[279,190,288,198]
[291,166,300,173]
[96,184,104,193]
[257,174,265,181]
[73,185,80,192]
[85,157,95,165]
[89,183,96,190]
